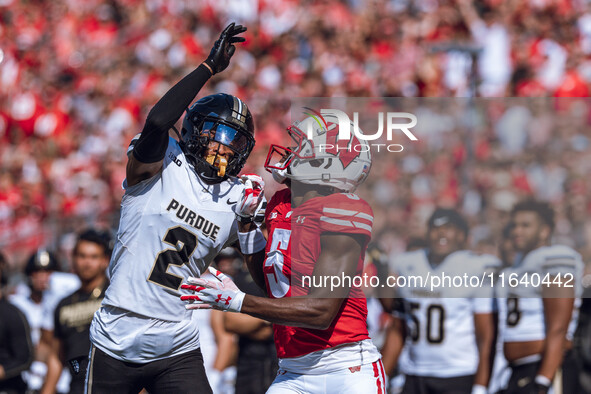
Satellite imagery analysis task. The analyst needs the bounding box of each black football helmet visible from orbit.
[181,93,255,183]
[25,249,60,276]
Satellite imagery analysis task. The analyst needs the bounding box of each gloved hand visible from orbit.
[181,267,245,312]
[512,378,550,394]
[528,382,550,394]
[234,174,265,223]
[204,23,247,75]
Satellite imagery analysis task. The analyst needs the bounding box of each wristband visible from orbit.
[238,228,266,254]
[471,384,488,394]
[237,214,254,224]
[232,291,246,312]
[534,375,551,387]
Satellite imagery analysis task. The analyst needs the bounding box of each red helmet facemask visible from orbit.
[264,124,316,173]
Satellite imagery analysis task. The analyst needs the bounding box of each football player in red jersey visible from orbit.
[181,114,386,393]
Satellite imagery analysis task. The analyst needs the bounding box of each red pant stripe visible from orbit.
[372,361,383,394]
[378,359,387,387]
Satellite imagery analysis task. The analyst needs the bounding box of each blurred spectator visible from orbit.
[9,249,76,393]
[41,229,110,394]
[0,250,34,394]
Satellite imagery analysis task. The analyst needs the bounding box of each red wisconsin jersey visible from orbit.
[263,188,373,359]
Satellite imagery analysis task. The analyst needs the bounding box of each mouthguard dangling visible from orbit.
[206,155,228,177]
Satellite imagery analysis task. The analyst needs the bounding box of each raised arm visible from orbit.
[127,23,247,186]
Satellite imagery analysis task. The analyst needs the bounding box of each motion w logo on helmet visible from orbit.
[303,108,419,154]
[325,125,362,168]
[301,107,363,168]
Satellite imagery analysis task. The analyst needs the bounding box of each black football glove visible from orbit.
[525,381,550,394]
[204,23,247,75]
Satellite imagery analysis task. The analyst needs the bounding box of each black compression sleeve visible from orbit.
[133,64,212,163]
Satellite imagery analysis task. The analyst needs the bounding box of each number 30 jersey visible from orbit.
[263,188,380,373]
[90,138,244,361]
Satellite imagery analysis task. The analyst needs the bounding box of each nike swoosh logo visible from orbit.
[227,199,238,205]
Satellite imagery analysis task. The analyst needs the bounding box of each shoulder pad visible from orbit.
[127,133,142,156]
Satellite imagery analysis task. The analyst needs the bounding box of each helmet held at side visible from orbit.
[181,93,255,183]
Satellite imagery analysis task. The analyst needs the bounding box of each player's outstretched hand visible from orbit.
[234,174,265,223]
[204,22,247,75]
[180,267,245,312]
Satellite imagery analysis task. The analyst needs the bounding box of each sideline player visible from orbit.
[88,23,265,393]
[41,229,111,394]
[386,208,499,394]
[499,200,583,394]
[182,115,386,393]
[9,250,78,393]
[0,251,34,393]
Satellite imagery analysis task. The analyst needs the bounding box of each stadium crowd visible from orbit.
[1,0,591,267]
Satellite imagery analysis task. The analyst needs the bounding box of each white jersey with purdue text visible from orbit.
[90,137,244,362]
[499,245,583,343]
[390,249,500,378]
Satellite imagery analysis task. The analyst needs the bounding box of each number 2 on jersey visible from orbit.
[148,226,198,290]
[265,228,291,298]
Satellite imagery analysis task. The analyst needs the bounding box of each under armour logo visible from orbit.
[215,294,232,305]
[270,212,278,219]
[296,216,306,224]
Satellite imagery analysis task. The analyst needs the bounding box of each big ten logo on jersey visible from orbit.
[166,198,220,241]
[168,151,182,167]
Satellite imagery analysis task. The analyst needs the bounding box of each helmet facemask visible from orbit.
[264,124,315,184]
[264,117,372,193]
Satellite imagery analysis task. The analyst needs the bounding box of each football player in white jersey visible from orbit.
[86,23,266,394]
[9,250,78,393]
[499,200,583,394]
[387,208,499,394]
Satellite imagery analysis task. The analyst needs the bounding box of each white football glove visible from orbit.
[234,174,265,223]
[180,267,245,312]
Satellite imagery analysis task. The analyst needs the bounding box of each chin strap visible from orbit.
[172,124,183,140]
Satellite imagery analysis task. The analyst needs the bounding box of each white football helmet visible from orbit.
[264,114,372,192]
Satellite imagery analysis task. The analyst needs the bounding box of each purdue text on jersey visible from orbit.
[166,198,221,241]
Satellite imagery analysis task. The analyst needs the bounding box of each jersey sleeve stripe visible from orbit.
[322,208,374,222]
[320,216,372,232]
[127,133,141,155]
[545,256,576,261]
[541,263,576,270]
